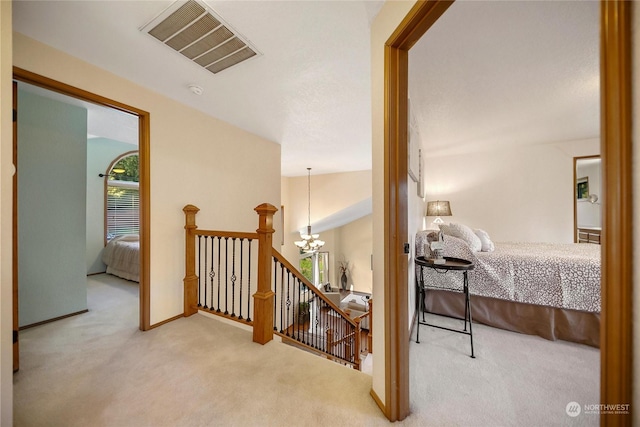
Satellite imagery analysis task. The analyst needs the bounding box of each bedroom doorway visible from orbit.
[574,155,602,243]
[12,68,151,371]
[383,0,631,421]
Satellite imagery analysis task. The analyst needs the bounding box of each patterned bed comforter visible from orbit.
[415,231,601,313]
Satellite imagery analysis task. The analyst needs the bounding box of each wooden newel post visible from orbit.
[183,204,200,317]
[354,317,361,371]
[253,203,278,344]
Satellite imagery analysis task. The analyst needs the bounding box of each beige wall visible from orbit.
[0,2,12,424]
[3,4,637,425]
[423,138,599,243]
[281,170,372,287]
[333,214,373,293]
[285,170,371,233]
[371,0,417,409]
[12,33,282,326]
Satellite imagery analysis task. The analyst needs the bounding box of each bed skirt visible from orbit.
[423,290,600,348]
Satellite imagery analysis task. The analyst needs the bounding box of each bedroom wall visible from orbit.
[13,33,281,326]
[17,89,88,327]
[575,160,602,228]
[86,137,137,274]
[424,138,600,244]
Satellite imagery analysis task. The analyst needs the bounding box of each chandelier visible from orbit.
[294,168,325,253]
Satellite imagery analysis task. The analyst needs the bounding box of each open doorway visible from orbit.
[381,0,632,422]
[574,155,602,243]
[12,69,151,371]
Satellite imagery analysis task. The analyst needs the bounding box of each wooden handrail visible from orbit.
[272,249,357,327]
[184,204,369,370]
[194,230,259,240]
[354,311,370,322]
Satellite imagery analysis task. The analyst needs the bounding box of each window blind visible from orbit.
[107,183,139,237]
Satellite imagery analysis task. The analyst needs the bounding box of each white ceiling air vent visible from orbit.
[141,0,260,75]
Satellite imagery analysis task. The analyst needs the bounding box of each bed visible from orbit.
[415,228,601,347]
[102,234,140,282]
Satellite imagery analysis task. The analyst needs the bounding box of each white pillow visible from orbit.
[474,229,495,252]
[438,223,453,235]
[448,223,482,252]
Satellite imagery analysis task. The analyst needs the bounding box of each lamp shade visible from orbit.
[426,200,452,217]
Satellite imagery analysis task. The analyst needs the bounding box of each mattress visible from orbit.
[415,231,601,312]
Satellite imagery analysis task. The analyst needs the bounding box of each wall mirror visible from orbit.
[574,155,601,243]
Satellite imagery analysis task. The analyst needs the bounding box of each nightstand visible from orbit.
[415,256,476,358]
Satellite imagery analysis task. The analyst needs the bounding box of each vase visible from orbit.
[340,272,347,290]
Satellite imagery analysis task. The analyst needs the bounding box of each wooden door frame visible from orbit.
[12,67,151,333]
[383,0,454,420]
[384,0,632,423]
[12,81,18,372]
[599,1,633,425]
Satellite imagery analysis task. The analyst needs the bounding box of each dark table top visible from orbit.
[415,256,475,271]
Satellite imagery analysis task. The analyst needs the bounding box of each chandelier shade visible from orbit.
[294,168,324,253]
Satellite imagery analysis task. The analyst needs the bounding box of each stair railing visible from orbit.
[183,204,367,369]
[272,249,361,370]
[183,204,275,344]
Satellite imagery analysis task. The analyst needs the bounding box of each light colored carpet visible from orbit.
[403,314,599,426]
[13,274,599,426]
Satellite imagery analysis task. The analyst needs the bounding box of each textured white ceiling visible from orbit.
[409,0,599,158]
[13,0,379,177]
[13,0,598,178]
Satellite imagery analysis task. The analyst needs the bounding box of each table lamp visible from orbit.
[426,200,452,224]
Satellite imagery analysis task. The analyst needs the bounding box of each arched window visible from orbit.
[105,152,139,240]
